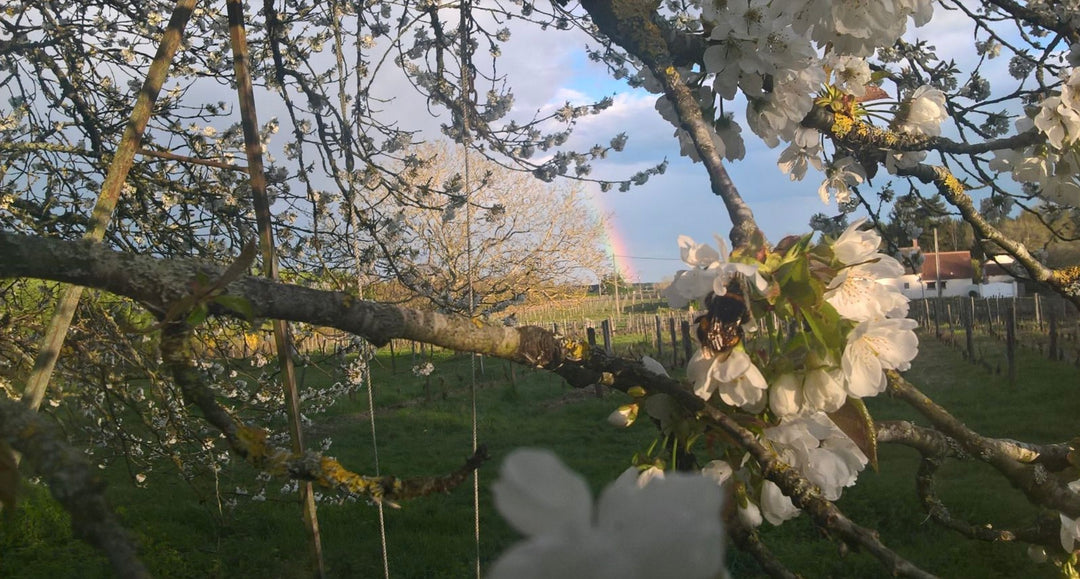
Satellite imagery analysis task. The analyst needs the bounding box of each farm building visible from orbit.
[890,249,1019,299]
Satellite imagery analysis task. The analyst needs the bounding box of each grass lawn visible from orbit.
[2,329,1077,578]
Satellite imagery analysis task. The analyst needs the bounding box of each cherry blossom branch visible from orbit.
[805,107,1080,309]
[0,231,571,368]
[892,162,1080,308]
[887,372,1080,518]
[577,0,761,247]
[0,396,149,578]
[801,107,1045,155]
[0,230,1056,575]
[981,0,1080,42]
[702,408,937,579]
[159,321,488,503]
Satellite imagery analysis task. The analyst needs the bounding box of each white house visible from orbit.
[890,249,1019,299]
[980,255,1020,297]
[895,250,977,299]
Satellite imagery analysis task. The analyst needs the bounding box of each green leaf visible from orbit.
[828,398,878,471]
[0,440,19,521]
[213,294,255,322]
[775,258,822,306]
[869,70,891,83]
[783,232,815,260]
[801,302,845,353]
[185,303,209,327]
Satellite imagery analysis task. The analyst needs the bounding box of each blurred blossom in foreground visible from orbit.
[489,448,725,579]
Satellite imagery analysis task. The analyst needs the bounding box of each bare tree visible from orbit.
[369,142,607,315]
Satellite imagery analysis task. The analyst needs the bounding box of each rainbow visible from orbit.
[587,188,638,282]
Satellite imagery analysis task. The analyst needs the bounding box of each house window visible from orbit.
[926,282,936,290]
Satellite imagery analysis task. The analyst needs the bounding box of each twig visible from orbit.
[136,147,248,172]
[887,372,1080,517]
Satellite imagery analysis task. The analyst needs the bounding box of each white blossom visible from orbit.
[701,460,734,486]
[1059,479,1080,553]
[777,127,824,181]
[678,234,720,267]
[664,235,766,308]
[764,413,868,508]
[688,348,768,411]
[842,318,920,397]
[896,85,948,137]
[640,355,669,377]
[490,449,725,579]
[412,362,435,376]
[832,217,882,264]
[825,256,909,322]
[607,404,638,428]
[760,479,800,525]
[827,55,872,97]
[1061,68,1080,112]
[818,157,866,204]
[770,367,846,418]
[1035,96,1080,149]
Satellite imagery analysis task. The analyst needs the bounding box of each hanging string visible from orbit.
[364,342,391,579]
[457,0,481,576]
[328,0,390,570]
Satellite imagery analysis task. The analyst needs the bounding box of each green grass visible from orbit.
[2,331,1078,577]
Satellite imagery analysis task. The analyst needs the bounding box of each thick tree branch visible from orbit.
[877,421,1062,549]
[801,106,1044,156]
[916,457,1056,547]
[877,420,1074,470]
[982,0,1080,43]
[0,231,571,368]
[0,396,149,578]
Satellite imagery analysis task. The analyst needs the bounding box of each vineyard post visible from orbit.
[668,317,678,367]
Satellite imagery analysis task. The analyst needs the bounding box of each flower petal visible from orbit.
[492,449,592,536]
[760,480,801,525]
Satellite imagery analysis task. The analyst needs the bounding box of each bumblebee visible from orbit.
[695,290,749,358]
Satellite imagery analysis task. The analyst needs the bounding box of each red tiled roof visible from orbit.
[921,251,973,280]
[984,262,1012,277]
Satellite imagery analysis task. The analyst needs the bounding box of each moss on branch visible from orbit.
[159,323,488,505]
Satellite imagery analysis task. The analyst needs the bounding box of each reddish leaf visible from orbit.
[828,398,879,472]
[857,85,890,103]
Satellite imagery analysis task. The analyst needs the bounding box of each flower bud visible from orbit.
[607,404,638,428]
